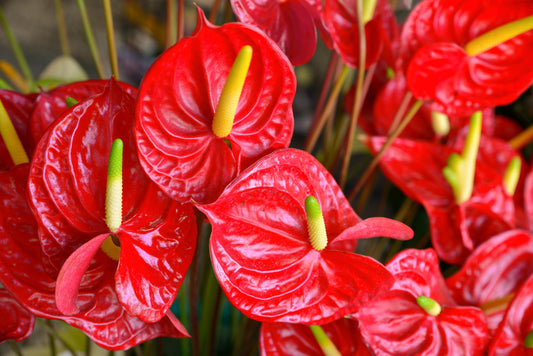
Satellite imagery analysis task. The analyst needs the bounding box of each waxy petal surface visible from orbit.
[136,9,295,204]
[403,0,533,116]
[198,149,405,324]
[27,79,196,323]
[260,318,372,355]
[0,165,188,349]
[0,288,35,342]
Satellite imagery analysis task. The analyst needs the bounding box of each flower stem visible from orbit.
[103,0,120,80]
[509,124,533,150]
[209,0,223,23]
[465,15,533,56]
[0,8,34,91]
[8,340,24,356]
[309,325,341,356]
[0,61,27,92]
[177,0,185,42]
[0,99,29,165]
[76,0,105,78]
[165,0,177,49]
[54,0,70,56]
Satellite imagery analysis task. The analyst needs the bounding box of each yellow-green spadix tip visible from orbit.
[525,329,533,348]
[105,139,123,233]
[416,296,441,316]
[212,45,253,138]
[305,196,328,251]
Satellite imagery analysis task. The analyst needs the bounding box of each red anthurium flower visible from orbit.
[197,148,413,324]
[402,0,533,116]
[230,0,332,65]
[0,89,34,170]
[0,164,187,349]
[367,134,515,264]
[0,288,35,342]
[447,230,533,334]
[136,8,295,204]
[489,274,533,355]
[357,249,489,355]
[27,80,196,325]
[260,318,372,355]
[29,79,137,150]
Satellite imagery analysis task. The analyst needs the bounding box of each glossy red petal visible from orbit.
[0,89,33,169]
[231,0,318,65]
[260,318,372,356]
[489,275,533,355]
[136,8,295,204]
[447,230,533,333]
[0,289,35,342]
[403,0,533,116]
[199,149,396,324]
[29,80,136,150]
[0,166,188,349]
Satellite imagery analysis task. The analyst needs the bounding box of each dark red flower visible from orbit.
[197,148,413,324]
[135,8,295,204]
[0,288,35,342]
[230,0,331,65]
[260,318,372,355]
[357,249,489,355]
[402,0,533,116]
[489,274,533,355]
[0,164,186,349]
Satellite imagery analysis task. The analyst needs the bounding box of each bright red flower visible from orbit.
[402,0,533,116]
[230,0,331,65]
[197,149,413,324]
[0,288,35,342]
[367,136,515,264]
[489,274,533,355]
[136,8,295,204]
[357,249,489,355]
[0,89,34,170]
[23,80,194,342]
[0,164,186,349]
[260,318,372,355]
[29,79,137,150]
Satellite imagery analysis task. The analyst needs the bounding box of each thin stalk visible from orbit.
[209,0,223,23]
[0,8,34,91]
[348,99,423,201]
[304,51,339,151]
[304,66,351,153]
[509,124,533,150]
[54,0,70,56]
[177,0,185,41]
[0,61,26,92]
[36,319,77,356]
[179,274,191,356]
[76,0,105,78]
[86,336,92,356]
[224,0,233,23]
[355,169,377,213]
[199,266,221,355]
[387,91,412,135]
[208,286,223,356]
[190,211,206,356]
[103,0,119,80]
[165,0,177,49]
[338,0,367,189]
[8,340,24,356]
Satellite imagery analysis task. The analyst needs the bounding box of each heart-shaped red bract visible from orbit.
[0,288,35,343]
[29,79,137,150]
[357,249,489,355]
[0,165,187,349]
[260,318,372,355]
[402,0,533,116]
[231,0,330,65]
[198,148,413,324]
[27,79,196,324]
[135,8,295,204]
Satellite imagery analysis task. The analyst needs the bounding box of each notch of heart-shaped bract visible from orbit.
[197,148,413,324]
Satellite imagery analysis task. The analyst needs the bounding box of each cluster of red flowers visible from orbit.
[1,0,533,354]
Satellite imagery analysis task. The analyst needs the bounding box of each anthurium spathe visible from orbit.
[230,0,332,65]
[0,165,187,349]
[356,249,489,355]
[402,0,533,116]
[260,318,372,355]
[0,288,35,343]
[27,79,196,325]
[135,8,296,204]
[197,149,413,324]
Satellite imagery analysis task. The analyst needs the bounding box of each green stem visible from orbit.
[76,0,105,78]
[199,266,221,355]
[165,0,177,49]
[178,275,191,356]
[0,7,34,91]
[309,325,341,356]
[54,0,70,56]
[103,0,119,80]
[209,0,223,23]
[36,319,78,356]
